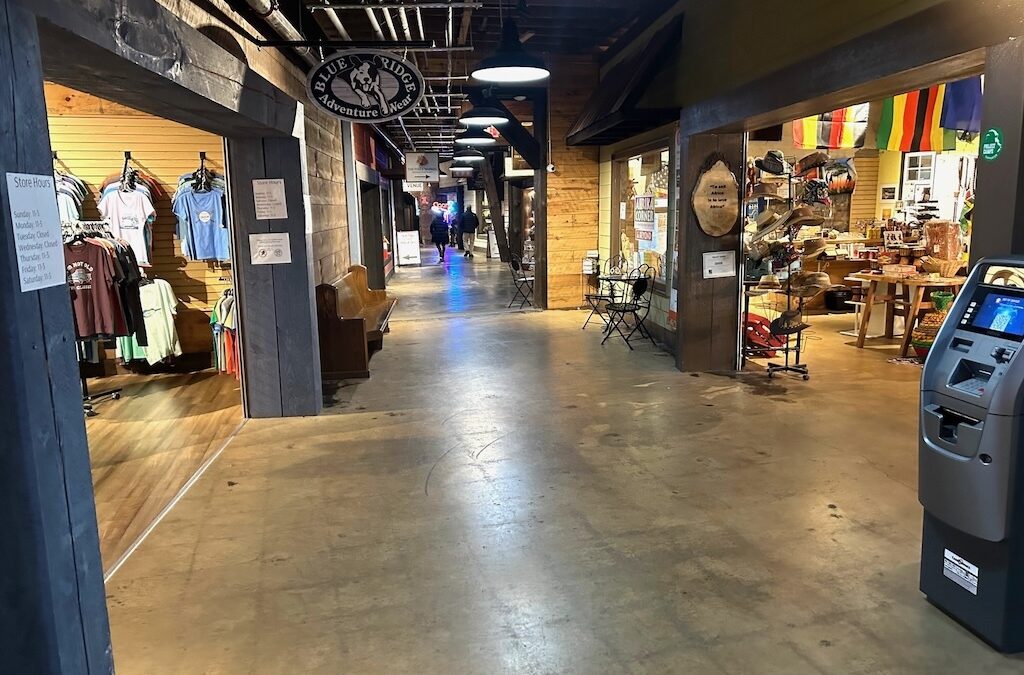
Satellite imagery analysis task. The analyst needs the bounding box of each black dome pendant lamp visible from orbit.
[471,20,549,84]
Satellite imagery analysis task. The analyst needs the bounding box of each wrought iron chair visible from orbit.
[582,254,626,329]
[508,255,534,309]
[601,266,657,350]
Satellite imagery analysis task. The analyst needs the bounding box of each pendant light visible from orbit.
[454,148,486,162]
[455,128,498,146]
[472,20,549,83]
[459,103,510,127]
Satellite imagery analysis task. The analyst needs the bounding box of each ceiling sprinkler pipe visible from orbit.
[244,0,318,65]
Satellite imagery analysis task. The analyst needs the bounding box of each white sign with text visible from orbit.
[249,232,292,265]
[253,179,288,220]
[6,173,65,292]
[702,250,737,279]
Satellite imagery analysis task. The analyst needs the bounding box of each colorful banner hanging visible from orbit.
[876,85,956,152]
[792,104,869,150]
[940,76,983,134]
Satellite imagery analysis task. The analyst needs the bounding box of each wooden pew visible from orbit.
[315,265,397,379]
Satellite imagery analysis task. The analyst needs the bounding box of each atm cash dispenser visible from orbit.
[919,257,1024,651]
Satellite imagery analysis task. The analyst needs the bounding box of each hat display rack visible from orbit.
[744,150,832,381]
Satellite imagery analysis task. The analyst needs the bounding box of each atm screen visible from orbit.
[963,286,1024,339]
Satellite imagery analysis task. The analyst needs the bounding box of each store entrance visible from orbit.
[741,73,984,378]
[44,83,243,573]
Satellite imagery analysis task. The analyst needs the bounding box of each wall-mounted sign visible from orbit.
[405,152,439,182]
[691,158,740,238]
[403,180,425,193]
[307,50,425,123]
[252,179,288,220]
[981,127,1004,162]
[702,250,737,279]
[5,173,64,292]
[249,232,292,265]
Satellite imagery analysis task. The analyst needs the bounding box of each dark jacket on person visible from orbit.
[460,210,480,233]
[429,215,449,244]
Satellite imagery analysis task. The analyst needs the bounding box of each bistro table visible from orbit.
[596,273,642,335]
[848,272,966,357]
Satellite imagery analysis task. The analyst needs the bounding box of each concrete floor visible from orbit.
[105,269,1024,674]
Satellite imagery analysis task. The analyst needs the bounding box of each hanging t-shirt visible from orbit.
[173,188,230,261]
[65,241,127,338]
[98,190,156,265]
[139,279,182,365]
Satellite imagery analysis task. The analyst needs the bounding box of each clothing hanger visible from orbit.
[120,151,137,192]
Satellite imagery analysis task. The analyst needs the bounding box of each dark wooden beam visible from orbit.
[970,38,1024,263]
[468,92,541,169]
[481,156,511,262]
[680,0,1021,135]
[532,88,549,308]
[0,1,112,671]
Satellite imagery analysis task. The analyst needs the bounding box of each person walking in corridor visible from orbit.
[460,206,479,258]
[430,211,449,264]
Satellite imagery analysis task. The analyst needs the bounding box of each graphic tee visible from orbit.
[65,241,127,337]
[173,189,230,261]
[99,190,156,265]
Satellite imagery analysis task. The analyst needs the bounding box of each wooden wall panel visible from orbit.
[547,56,601,309]
[305,112,350,284]
[850,152,880,224]
[45,83,228,354]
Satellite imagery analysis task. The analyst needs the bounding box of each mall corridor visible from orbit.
[105,303,1022,674]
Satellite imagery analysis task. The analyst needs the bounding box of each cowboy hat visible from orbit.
[779,206,825,231]
[755,150,791,176]
[746,273,783,296]
[789,271,832,297]
[800,237,828,259]
[770,309,810,336]
[745,182,780,201]
[795,151,830,176]
[749,210,788,244]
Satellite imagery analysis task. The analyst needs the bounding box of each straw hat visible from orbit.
[770,309,810,336]
[746,273,783,296]
[745,182,780,201]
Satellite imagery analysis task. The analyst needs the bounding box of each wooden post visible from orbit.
[0,1,113,671]
[533,88,549,308]
[481,156,511,262]
[675,132,744,372]
[970,38,1024,264]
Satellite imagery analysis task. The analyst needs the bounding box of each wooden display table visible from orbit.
[848,272,966,357]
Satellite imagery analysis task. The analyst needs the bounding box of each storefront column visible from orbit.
[675,132,745,372]
[228,136,323,418]
[0,1,113,672]
[970,37,1024,264]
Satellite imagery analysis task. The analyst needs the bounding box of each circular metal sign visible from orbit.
[307,50,425,123]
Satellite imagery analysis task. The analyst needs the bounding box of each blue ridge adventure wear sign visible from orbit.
[307,50,425,123]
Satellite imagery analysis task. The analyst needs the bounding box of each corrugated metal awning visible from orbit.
[566,14,683,147]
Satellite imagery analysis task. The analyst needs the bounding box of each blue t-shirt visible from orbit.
[173,189,230,261]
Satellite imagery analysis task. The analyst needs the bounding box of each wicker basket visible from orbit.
[921,257,963,278]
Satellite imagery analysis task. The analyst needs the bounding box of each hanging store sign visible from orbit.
[405,153,439,182]
[307,50,425,123]
[691,157,740,238]
[403,180,425,193]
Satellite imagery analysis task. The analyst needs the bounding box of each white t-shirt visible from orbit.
[140,279,182,365]
[99,190,156,265]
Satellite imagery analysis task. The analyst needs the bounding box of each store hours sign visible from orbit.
[307,50,425,123]
[5,173,64,292]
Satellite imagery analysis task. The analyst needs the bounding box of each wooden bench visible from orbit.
[315,265,397,379]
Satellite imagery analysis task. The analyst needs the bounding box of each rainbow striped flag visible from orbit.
[877,85,957,152]
[792,104,869,149]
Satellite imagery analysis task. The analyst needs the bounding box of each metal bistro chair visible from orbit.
[508,255,534,309]
[602,266,657,350]
[582,254,626,330]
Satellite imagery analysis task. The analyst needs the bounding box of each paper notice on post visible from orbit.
[6,173,65,292]
[249,232,292,265]
[253,179,288,220]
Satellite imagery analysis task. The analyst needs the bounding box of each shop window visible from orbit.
[611,145,676,291]
[902,152,935,202]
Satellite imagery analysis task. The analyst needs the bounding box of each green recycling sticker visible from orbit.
[981,127,1004,161]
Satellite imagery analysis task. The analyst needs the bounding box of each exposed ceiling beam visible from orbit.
[458,5,473,46]
[311,2,483,9]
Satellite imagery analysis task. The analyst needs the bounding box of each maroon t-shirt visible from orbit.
[65,241,127,337]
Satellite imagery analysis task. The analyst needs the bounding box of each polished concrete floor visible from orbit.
[106,275,1024,673]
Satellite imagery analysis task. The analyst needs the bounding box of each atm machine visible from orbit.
[920,256,1024,651]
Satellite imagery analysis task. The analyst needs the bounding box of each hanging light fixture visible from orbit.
[454,148,486,162]
[471,20,549,83]
[459,103,510,127]
[455,128,498,146]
